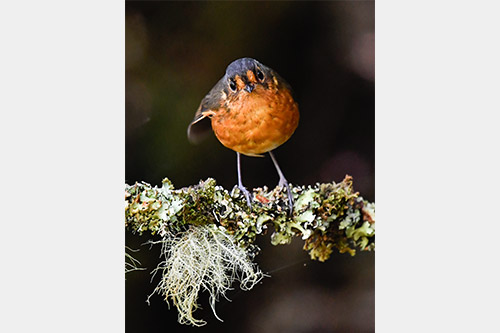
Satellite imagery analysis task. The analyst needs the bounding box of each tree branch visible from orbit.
[125,175,375,325]
[125,175,374,261]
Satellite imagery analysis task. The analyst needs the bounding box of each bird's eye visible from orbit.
[256,68,265,82]
[228,78,237,92]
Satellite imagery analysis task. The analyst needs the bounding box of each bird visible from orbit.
[187,57,299,213]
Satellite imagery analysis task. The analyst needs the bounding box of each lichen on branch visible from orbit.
[125,175,374,326]
[145,225,264,326]
[125,175,375,261]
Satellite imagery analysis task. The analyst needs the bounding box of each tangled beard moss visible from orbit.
[146,224,265,326]
[125,246,146,274]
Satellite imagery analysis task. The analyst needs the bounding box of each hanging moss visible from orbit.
[125,175,374,326]
[125,175,375,260]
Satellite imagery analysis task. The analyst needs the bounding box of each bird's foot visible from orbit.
[278,177,294,215]
[232,184,253,209]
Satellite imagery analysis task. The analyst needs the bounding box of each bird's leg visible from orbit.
[235,152,252,208]
[269,151,293,214]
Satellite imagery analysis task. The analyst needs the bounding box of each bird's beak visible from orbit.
[244,84,255,93]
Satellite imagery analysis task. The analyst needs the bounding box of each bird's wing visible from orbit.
[187,77,226,144]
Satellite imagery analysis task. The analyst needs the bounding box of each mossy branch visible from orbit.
[126,175,374,261]
[125,176,374,326]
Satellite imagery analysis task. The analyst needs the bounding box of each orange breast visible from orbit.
[211,85,299,156]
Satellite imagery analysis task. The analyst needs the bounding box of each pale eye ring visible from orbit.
[255,68,265,82]
[228,78,237,92]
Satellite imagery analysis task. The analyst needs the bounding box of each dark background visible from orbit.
[126,1,374,332]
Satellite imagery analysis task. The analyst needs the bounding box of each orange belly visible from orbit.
[211,85,299,156]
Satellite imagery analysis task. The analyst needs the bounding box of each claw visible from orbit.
[235,152,253,210]
[239,185,253,208]
[231,184,252,209]
[279,178,294,215]
[269,151,294,215]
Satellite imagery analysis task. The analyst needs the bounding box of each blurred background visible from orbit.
[126,1,374,332]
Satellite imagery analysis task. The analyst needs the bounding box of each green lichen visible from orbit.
[125,175,375,260]
[125,175,375,326]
